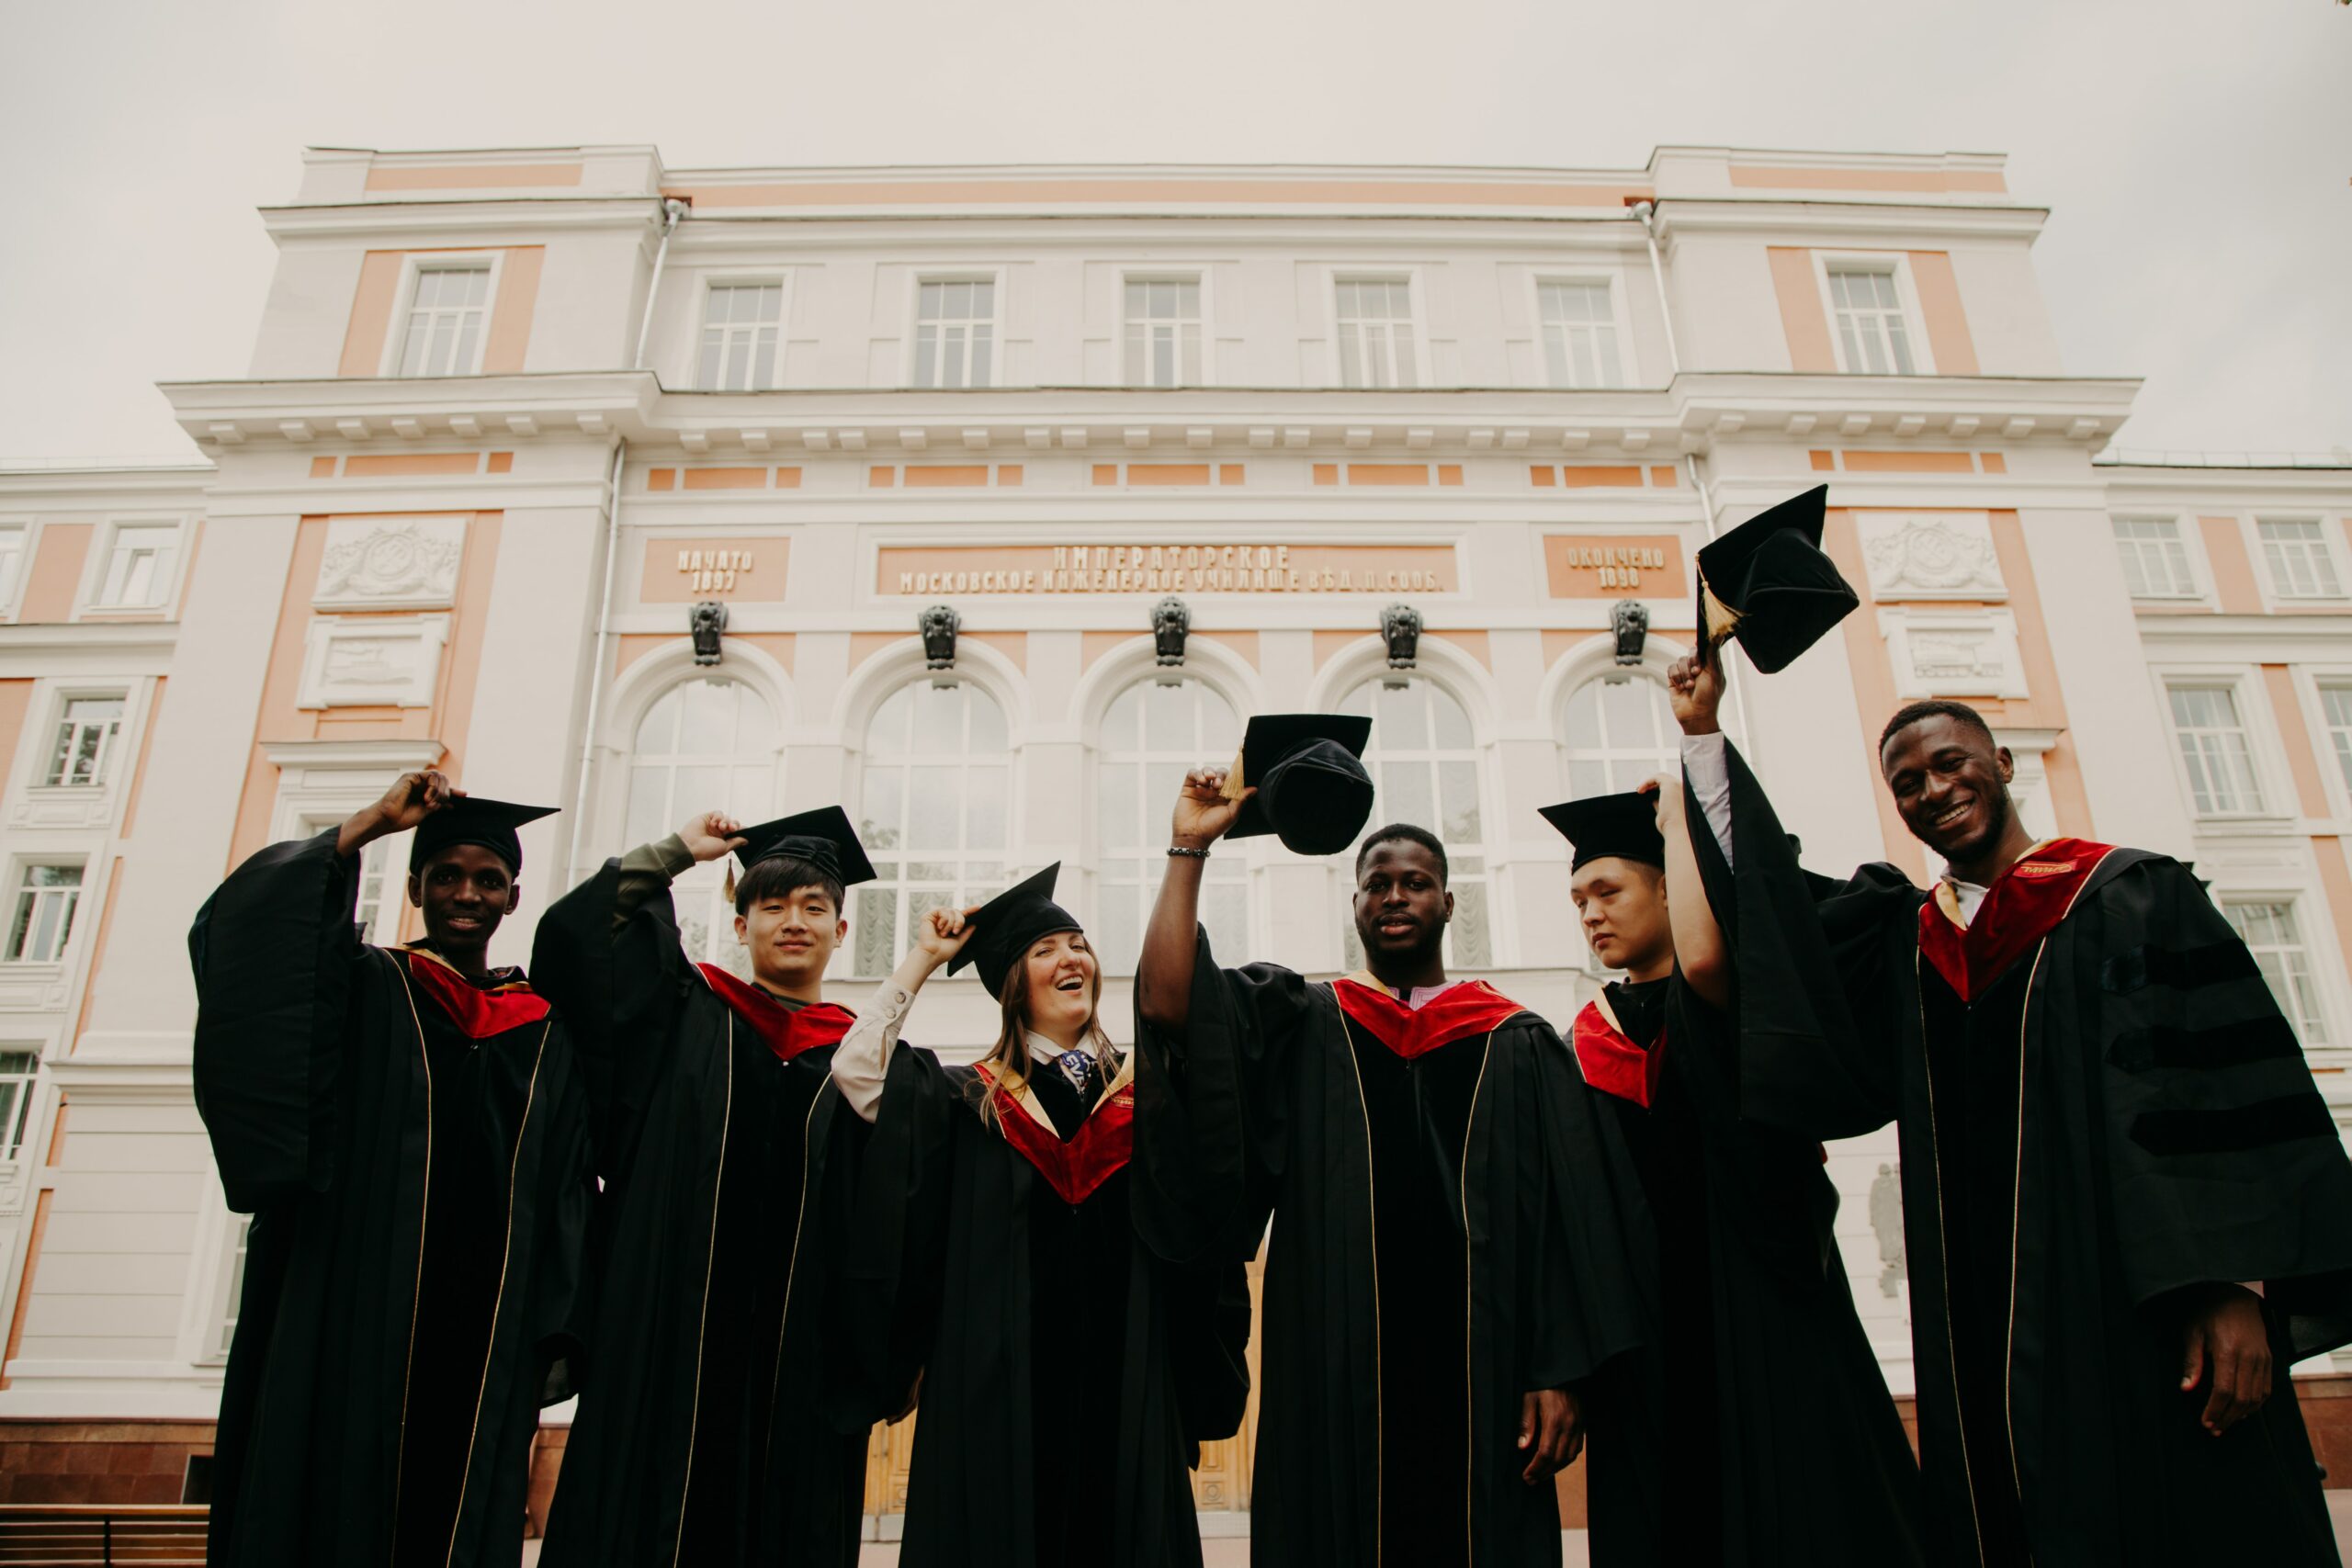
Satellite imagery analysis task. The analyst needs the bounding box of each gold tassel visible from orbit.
[1698,567,1743,646]
[1219,746,1248,802]
[723,865,738,904]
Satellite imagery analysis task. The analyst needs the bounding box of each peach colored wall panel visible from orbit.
[2262,665,2332,818]
[1822,511,1926,881]
[997,466,1023,487]
[868,468,896,488]
[339,251,406,377]
[1197,629,1260,668]
[1346,465,1428,486]
[1767,248,1837,373]
[1985,512,2092,836]
[1437,466,1463,487]
[726,633,796,673]
[1092,466,1120,487]
[119,678,164,837]
[485,452,514,475]
[365,163,584,191]
[2311,839,2352,977]
[1429,630,1492,670]
[1558,466,1645,489]
[848,631,909,672]
[1647,467,1678,488]
[1841,451,1975,475]
[2198,517,2262,614]
[1543,536,1684,599]
[640,538,790,604]
[962,630,1027,671]
[679,468,770,491]
[19,524,93,624]
[481,247,544,375]
[1978,453,2007,474]
[1906,252,1980,377]
[308,457,339,479]
[903,466,990,488]
[73,857,126,1043]
[1222,466,1248,486]
[1127,465,1212,486]
[1809,450,1837,472]
[1530,467,1556,488]
[646,469,677,492]
[612,634,674,678]
[344,452,481,479]
[0,681,33,783]
[1312,628,1368,671]
[1080,630,1134,670]
[878,543,1457,596]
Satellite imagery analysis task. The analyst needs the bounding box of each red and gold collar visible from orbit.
[1571,994,1662,1109]
[401,947,550,1039]
[695,963,856,1062]
[977,1055,1135,1206]
[1918,838,2116,1001]
[1333,973,1526,1061]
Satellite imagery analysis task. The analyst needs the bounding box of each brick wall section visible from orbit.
[0,1421,215,1506]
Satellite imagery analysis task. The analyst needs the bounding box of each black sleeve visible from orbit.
[1130,930,1311,1266]
[188,829,364,1213]
[531,1055,599,1405]
[529,858,696,1183]
[2088,856,2352,1358]
[1689,742,1914,1141]
[1529,1018,1657,1391]
[837,1044,961,1420]
[1162,1258,1255,1448]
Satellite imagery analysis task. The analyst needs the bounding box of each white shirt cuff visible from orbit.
[1680,731,1736,867]
[830,981,913,1122]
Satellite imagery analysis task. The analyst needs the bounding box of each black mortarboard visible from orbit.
[1539,793,1665,873]
[1694,485,1858,674]
[408,795,558,875]
[948,863,1084,998]
[1224,713,1375,857]
[729,805,877,888]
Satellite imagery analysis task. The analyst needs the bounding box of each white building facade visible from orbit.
[0,143,2346,1516]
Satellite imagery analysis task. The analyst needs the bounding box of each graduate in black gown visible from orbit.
[1542,789,1921,1567]
[1132,716,1652,1568]
[1673,652,2352,1567]
[190,772,595,1568]
[831,865,1250,1568]
[534,807,884,1568]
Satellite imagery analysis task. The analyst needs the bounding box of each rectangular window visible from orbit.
[2258,519,2344,600]
[1826,265,1917,375]
[0,1049,35,1160]
[1123,278,1202,388]
[6,864,83,964]
[1334,277,1418,389]
[96,525,178,608]
[43,696,124,788]
[912,279,996,389]
[2111,518,2199,599]
[1538,280,1623,389]
[395,264,492,378]
[0,525,26,606]
[2322,685,2352,799]
[2227,901,2329,1044]
[2167,684,2266,816]
[216,1215,253,1358]
[696,282,783,391]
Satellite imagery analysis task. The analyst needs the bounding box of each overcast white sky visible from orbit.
[2,0,2346,463]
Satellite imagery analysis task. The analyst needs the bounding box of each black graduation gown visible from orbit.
[844,1043,1251,1568]
[1131,935,1652,1568]
[1571,977,1923,1567]
[189,829,595,1568]
[530,858,876,1568]
[1703,740,2352,1567]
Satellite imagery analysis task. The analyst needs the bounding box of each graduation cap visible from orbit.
[408,796,558,875]
[948,863,1084,998]
[1538,793,1666,873]
[1694,484,1858,674]
[1222,713,1375,857]
[729,806,877,891]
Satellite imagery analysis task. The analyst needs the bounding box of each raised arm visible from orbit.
[1135,768,1253,1033]
[831,905,975,1122]
[1647,774,1728,1009]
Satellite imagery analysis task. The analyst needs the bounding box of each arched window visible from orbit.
[1096,677,1248,973]
[622,676,779,975]
[1338,676,1492,968]
[854,679,1013,978]
[1560,671,1679,798]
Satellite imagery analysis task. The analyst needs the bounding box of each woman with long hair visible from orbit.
[829,864,1251,1568]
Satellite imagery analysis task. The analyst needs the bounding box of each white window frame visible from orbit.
[1091,672,1250,975]
[0,519,32,617]
[0,1043,40,1164]
[2109,513,2209,604]
[906,269,1007,390]
[1327,268,1431,390]
[2252,515,2349,606]
[78,516,189,615]
[378,252,504,379]
[694,276,789,392]
[1115,270,1212,389]
[2155,670,2290,825]
[2293,667,2352,824]
[3,855,88,968]
[32,688,130,793]
[262,739,450,948]
[1813,252,1937,377]
[2217,891,2339,1050]
[1338,673,1498,971]
[1527,272,1638,390]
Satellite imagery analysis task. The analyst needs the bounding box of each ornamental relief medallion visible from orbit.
[313,516,468,611]
[1856,513,2005,601]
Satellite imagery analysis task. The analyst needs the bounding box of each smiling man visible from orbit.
[532,807,889,1568]
[1133,742,1650,1568]
[189,773,594,1568]
[1546,789,1920,1566]
[1675,662,2352,1567]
